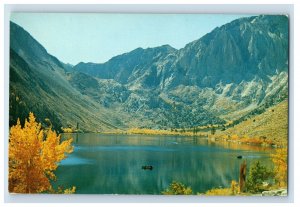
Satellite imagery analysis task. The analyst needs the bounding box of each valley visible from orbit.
[9,15,289,140]
[8,13,289,195]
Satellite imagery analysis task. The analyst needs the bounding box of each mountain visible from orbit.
[74,45,177,86]
[171,15,288,88]
[73,15,288,127]
[9,22,130,132]
[9,15,289,132]
[75,15,288,88]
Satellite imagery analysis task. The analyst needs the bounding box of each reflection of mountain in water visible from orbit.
[56,134,272,194]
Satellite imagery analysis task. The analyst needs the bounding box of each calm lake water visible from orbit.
[55,133,273,194]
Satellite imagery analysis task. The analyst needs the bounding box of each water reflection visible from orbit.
[55,134,273,194]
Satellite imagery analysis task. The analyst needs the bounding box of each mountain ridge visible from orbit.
[74,15,288,89]
[9,15,289,131]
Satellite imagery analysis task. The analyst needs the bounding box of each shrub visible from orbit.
[205,187,231,196]
[162,181,193,195]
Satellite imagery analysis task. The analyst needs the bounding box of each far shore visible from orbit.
[61,128,281,148]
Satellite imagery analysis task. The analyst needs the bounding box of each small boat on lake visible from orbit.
[142,165,153,170]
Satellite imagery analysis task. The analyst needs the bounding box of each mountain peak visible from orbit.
[150,44,176,51]
[10,21,49,61]
[10,16,289,130]
[10,21,66,70]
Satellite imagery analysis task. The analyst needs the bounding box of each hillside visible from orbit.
[216,100,288,144]
[9,22,131,132]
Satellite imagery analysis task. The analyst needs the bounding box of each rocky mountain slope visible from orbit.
[9,15,289,131]
[75,15,288,90]
[9,22,130,131]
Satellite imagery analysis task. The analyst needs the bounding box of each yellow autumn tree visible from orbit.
[271,147,287,187]
[9,112,74,193]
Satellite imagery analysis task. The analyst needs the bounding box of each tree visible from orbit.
[271,147,287,187]
[246,161,273,193]
[239,161,247,193]
[9,112,74,193]
[211,127,216,135]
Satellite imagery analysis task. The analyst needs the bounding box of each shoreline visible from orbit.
[61,129,280,149]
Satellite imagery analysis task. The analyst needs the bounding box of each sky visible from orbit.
[10,13,251,65]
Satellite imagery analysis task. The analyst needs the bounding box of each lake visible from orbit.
[55,133,273,194]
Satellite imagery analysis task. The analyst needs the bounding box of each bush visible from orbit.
[205,187,231,196]
[162,181,193,195]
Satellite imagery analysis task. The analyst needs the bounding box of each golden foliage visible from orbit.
[211,134,274,146]
[205,187,232,196]
[127,128,205,136]
[61,127,74,133]
[9,112,74,193]
[204,180,238,196]
[48,186,76,194]
[231,134,239,140]
[64,186,76,194]
[271,147,287,187]
[162,181,193,195]
[231,180,238,195]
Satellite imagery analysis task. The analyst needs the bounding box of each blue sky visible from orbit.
[11,13,251,65]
